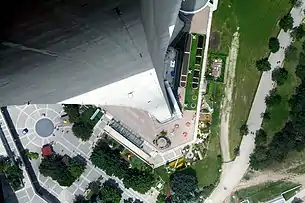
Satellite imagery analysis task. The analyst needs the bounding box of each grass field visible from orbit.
[211,0,292,158]
[236,181,299,202]
[191,83,223,196]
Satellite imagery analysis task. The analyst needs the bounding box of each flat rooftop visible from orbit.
[103,106,196,151]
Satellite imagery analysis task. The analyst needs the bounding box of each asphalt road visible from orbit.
[205,3,305,202]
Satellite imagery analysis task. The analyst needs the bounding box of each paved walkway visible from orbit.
[205,3,305,202]
[3,104,152,203]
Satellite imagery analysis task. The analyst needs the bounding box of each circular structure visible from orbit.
[157,137,168,148]
[186,152,195,159]
[180,0,209,14]
[186,122,191,127]
[35,118,54,137]
[191,103,196,108]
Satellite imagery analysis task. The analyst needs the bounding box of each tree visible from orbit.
[73,195,90,203]
[269,37,280,53]
[272,67,288,86]
[63,104,80,123]
[291,24,305,40]
[249,146,270,170]
[68,157,86,179]
[25,149,39,160]
[256,57,271,71]
[255,129,267,146]
[265,91,282,107]
[290,0,303,7]
[99,179,123,203]
[279,14,294,32]
[72,122,93,141]
[0,156,24,190]
[261,111,271,120]
[170,172,198,202]
[239,123,249,136]
[123,169,155,193]
[285,45,298,62]
[90,141,128,179]
[39,155,85,187]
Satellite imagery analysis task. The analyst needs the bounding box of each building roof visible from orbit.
[0,0,182,122]
[180,0,209,14]
[41,145,52,157]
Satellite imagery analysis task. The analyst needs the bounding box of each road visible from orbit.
[205,3,305,202]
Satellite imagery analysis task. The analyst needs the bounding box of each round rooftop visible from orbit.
[180,0,209,14]
[35,118,54,137]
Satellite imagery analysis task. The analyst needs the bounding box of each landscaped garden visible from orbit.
[0,155,24,191]
[211,0,292,159]
[63,104,103,141]
[205,52,227,83]
[184,34,206,111]
[39,154,86,187]
[155,81,223,199]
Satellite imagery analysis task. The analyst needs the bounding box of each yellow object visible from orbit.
[63,120,68,124]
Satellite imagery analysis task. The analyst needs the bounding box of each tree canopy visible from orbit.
[99,179,123,203]
[290,0,303,8]
[265,90,282,107]
[269,37,280,53]
[272,67,288,86]
[90,140,155,193]
[279,13,294,32]
[256,57,271,71]
[250,38,305,170]
[239,123,249,136]
[63,104,80,123]
[72,122,93,141]
[291,24,305,40]
[285,45,298,62]
[0,156,24,190]
[170,171,199,202]
[39,155,86,187]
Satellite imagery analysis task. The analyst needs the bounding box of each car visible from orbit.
[22,128,29,135]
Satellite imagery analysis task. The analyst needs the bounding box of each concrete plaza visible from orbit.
[6,104,155,203]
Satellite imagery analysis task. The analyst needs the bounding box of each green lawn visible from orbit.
[236,181,299,202]
[79,106,103,127]
[192,83,223,196]
[282,185,301,200]
[262,40,301,140]
[211,0,292,159]
[184,34,205,110]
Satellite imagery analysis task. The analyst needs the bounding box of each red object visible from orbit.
[183,132,188,138]
[41,145,52,157]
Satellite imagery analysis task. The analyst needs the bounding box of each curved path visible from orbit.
[205,3,305,202]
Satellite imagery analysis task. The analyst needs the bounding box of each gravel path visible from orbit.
[220,31,239,162]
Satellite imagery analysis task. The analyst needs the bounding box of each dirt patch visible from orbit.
[219,31,240,162]
[234,170,305,191]
[209,31,221,50]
